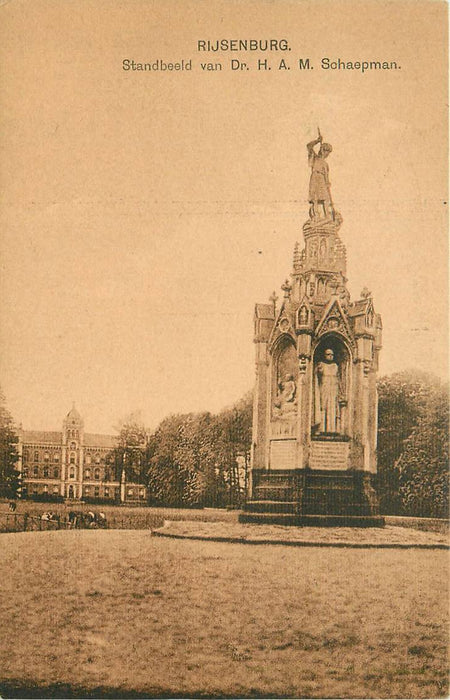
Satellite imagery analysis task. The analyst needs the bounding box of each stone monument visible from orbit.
[240,130,384,526]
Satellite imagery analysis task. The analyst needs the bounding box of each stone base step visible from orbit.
[303,501,373,516]
[245,500,297,514]
[253,486,293,501]
[249,468,381,519]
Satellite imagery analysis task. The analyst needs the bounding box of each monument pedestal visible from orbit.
[240,468,384,527]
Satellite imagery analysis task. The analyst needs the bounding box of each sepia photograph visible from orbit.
[0,0,448,698]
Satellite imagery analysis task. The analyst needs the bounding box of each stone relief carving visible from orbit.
[273,374,297,418]
[298,354,309,374]
[272,343,297,420]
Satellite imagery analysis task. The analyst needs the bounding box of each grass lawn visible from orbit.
[0,530,448,698]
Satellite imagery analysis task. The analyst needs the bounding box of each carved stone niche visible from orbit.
[298,305,310,326]
[271,337,298,420]
[312,335,351,437]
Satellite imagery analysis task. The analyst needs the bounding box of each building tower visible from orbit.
[241,131,384,526]
[62,404,85,499]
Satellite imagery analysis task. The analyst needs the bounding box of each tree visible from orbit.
[0,388,20,498]
[144,391,253,508]
[215,391,253,506]
[110,412,148,485]
[376,370,442,514]
[146,413,197,506]
[397,385,449,517]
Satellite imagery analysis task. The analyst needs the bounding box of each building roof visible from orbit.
[255,303,275,319]
[348,299,370,317]
[22,431,62,445]
[64,404,84,426]
[84,433,116,448]
[21,430,117,449]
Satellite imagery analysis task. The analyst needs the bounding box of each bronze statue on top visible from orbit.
[307,128,335,221]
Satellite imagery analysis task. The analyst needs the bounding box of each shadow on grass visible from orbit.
[0,682,299,699]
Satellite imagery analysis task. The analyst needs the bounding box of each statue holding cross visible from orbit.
[307,128,335,220]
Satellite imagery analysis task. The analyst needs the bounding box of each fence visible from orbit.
[0,511,164,532]
[0,512,72,533]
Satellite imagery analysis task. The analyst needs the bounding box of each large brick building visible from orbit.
[17,406,147,503]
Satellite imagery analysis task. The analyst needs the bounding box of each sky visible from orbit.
[0,0,448,434]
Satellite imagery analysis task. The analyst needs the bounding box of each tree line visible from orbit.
[0,372,447,517]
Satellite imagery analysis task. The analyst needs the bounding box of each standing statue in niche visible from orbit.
[314,349,340,433]
[274,373,297,417]
[307,128,335,220]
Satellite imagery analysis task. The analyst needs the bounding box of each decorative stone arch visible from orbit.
[311,332,353,437]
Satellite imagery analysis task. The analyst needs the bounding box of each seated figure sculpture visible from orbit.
[273,373,297,417]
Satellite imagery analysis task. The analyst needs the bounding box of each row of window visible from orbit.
[23,467,59,478]
[23,467,113,480]
[23,451,111,464]
[22,484,146,498]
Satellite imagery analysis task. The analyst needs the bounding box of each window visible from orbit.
[53,468,59,478]
[85,468,91,479]
[70,441,76,450]
[23,449,29,459]
[70,453,76,464]
[43,467,49,477]
[94,487,100,497]
[95,454,101,464]
[127,488,134,497]
[104,488,109,497]
[33,486,38,494]
[43,484,48,493]
[22,467,29,477]
[84,486,90,494]
[85,454,92,465]
[34,451,39,462]
[69,468,75,480]
[54,453,60,462]
[33,467,38,477]
[44,452,50,462]
[53,486,59,494]
[94,468,100,480]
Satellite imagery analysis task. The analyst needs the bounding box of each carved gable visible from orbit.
[268,305,296,350]
[315,296,354,345]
